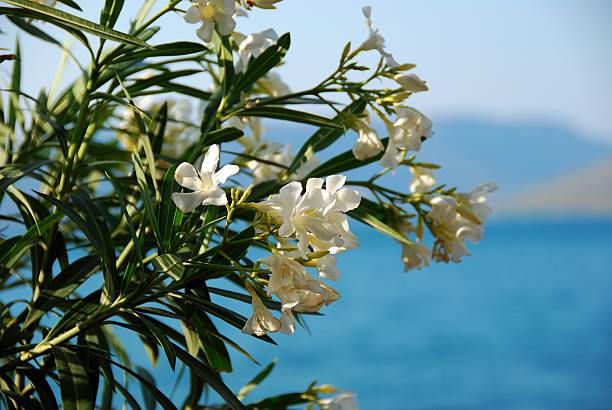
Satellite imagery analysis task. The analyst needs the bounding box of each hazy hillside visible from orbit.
[502,158,612,215]
[268,118,612,210]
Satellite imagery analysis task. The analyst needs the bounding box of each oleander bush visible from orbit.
[0,1,495,408]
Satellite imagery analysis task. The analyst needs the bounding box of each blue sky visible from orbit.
[2,0,611,142]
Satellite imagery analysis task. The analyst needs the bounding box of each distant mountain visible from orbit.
[266,117,612,213]
[416,118,612,197]
[501,158,612,215]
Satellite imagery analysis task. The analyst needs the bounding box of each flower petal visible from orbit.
[201,187,228,206]
[279,181,303,209]
[213,164,239,185]
[184,6,202,24]
[325,175,346,195]
[216,13,236,36]
[174,162,202,191]
[335,188,361,212]
[172,191,208,213]
[305,177,324,192]
[196,22,214,43]
[201,144,220,174]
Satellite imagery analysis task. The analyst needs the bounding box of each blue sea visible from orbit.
[143,217,612,409]
[4,215,611,408]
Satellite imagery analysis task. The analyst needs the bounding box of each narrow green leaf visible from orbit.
[0,210,63,271]
[236,106,343,129]
[6,15,60,45]
[100,0,124,29]
[237,361,276,400]
[307,137,389,177]
[172,343,246,410]
[23,255,99,328]
[111,41,207,64]
[0,160,53,192]
[287,99,365,174]
[53,347,94,410]
[152,254,184,280]
[136,367,157,410]
[158,165,180,253]
[2,0,150,48]
[349,198,411,245]
[132,153,162,247]
[232,33,290,98]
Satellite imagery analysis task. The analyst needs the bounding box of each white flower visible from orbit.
[352,112,383,161]
[242,288,280,336]
[394,73,429,93]
[237,29,278,73]
[456,182,498,223]
[319,392,359,410]
[263,253,340,314]
[380,106,432,168]
[428,195,457,225]
[359,6,399,67]
[257,176,360,256]
[393,106,432,151]
[184,0,236,43]
[431,183,497,263]
[258,72,291,97]
[409,166,436,193]
[171,144,239,212]
[402,241,430,272]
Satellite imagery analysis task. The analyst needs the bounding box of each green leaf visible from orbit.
[349,198,411,245]
[70,191,117,276]
[111,41,207,64]
[287,99,365,174]
[236,106,343,129]
[0,160,53,192]
[0,388,40,410]
[53,347,94,410]
[219,34,234,97]
[6,15,60,45]
[0,210,63,271]
[136,367,157,410]
[35,192,117,293]
[132,312,177,371]
[114,384,142,410]
[23,255,99,328]
[172,343,246,409]
[100,0,124,29]
[2,0,150,48]
[307,137,388,177]
[125,69,200,94]
[152,254,184,281]
[20,366,59,410]
[158,165,180,253]
[132,153,162,247]
[206,127,244,145]
[237,361,276,400]
[107,173,144,292]
[232,33,290,98]
[72,344,178,410]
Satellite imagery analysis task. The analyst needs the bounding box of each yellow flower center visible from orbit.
[201,5,216,21]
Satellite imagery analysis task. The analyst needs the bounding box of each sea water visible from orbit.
[192,218,612,409]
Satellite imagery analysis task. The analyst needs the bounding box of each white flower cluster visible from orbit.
[351,7,433,169]
[243,176,361,336]
[396,167,497,271]
[428,182,498,263]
